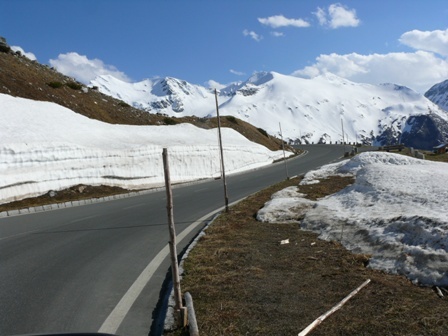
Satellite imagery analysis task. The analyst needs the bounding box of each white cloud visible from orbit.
[258,15,310,28]
[206,80,227,90]
[292,51,448,93]
[49,52,131,84]
[230,69,246,76]
[315,3,360,29]
[11,46,37,61]
[271,31,285,37]
[314,7,327,26]
[243,29,263,42]
[399,29,448,56]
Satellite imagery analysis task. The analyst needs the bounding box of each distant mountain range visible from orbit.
[91,72,448,149]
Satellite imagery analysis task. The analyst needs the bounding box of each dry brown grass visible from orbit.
[0,185,134,213]
[169,176,448,336]
[0,51,158,125]
[421,152,448,163]
[381,147,448,163]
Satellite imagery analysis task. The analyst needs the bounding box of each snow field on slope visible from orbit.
[221,73,438,144]
[257,151,448,286]
[0,94,287,204]
[91,71,448,145]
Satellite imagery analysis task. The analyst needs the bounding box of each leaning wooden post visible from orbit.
[162,148,187,327]
[214,89,229,212]
[279,122,289,180]
[341,118,346,156]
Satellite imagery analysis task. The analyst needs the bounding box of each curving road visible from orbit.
[0,145,343,336]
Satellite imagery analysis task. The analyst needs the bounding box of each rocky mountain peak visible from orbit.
[425,79,448,111]
[246,71,275,86]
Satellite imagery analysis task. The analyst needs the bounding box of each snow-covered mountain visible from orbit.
[425,79,448,111]
[91,72,448,149]
[91,75,214,115]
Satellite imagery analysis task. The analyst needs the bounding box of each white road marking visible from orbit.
[0,229,40,241]
[98,245,170,334]
[98,200,242,334]
[70,215,97,223]
[1,214,99,241]
[122,204,145,210]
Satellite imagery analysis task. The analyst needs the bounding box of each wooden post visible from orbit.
[162,148,185,327]
[214,89,229,212]
[341,118,346,156]
[298,279,371,336]
[279,122,289,180]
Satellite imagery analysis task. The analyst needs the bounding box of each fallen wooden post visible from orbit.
[298,279,371,336]
[435,286,444,298]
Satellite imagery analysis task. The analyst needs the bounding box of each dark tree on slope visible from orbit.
[375,127,398,146]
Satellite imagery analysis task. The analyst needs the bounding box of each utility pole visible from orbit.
[279,122,289,180]
[162,148,187,327]
[214,89,229,212]
[341,119,346,156]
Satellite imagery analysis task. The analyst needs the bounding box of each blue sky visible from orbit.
[2,0,448,92]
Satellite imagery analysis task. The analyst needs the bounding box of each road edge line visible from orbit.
[98,201,236,334]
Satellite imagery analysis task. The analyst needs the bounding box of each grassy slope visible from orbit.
[0,50,289,152]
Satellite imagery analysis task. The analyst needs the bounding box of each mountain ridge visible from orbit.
[425,79,448,112]
[90,70,448,149]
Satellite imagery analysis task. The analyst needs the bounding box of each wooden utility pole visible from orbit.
[214,89,229,212]
[162,148,186,327]
[341,118,346,156]
[279,122,289,180]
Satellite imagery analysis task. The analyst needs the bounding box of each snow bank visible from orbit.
[256,187,315,223]
[258,152,448,286]
[0,94,287,204]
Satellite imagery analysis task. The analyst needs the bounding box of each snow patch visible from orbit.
[0,93,288,204]
[258,152,448,286]
[257,187,314,223]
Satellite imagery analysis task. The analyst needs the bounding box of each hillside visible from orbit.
[0,48,286,152]
[0,50,156,125]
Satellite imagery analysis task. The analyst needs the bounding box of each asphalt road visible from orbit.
[0,145,344,336]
